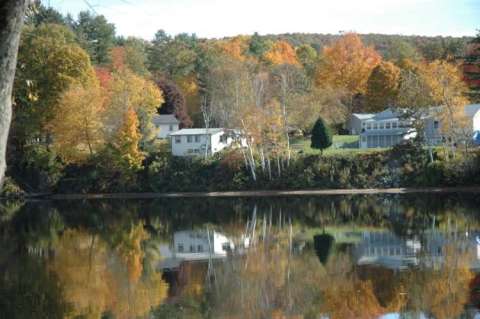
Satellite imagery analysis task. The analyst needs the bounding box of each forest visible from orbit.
[4,1,480,195]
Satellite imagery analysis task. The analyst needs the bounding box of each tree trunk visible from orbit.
[0,0,28,189]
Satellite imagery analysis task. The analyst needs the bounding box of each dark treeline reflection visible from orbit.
[1,194,480,318]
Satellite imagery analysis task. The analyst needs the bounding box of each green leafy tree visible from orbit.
[248,32,269,59]
[311,117,332,154]
[26,0,65,26]
[73,11,116,65]
[296,44,318,78]
[147,30,198,79]
[365,61,401,112]
[384,39,421,64]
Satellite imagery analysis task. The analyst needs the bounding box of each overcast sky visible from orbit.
[48,0,479,40]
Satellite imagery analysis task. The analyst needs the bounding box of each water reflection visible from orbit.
[0,194,479,318]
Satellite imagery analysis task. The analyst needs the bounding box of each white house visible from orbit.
[348,113,375,135]
[357,109,418,149]
[354,105,480,149]
[168,128,244,157]
[152,114,180,139]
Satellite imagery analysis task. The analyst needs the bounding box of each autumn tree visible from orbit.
[217,35,250,62]
[421,60,471,151]
[288,87,347,135]
[13,24,96,145]
[203,53,256,128]
[315,33,381,96]
[0,0,28,188]
[48,81,106,163]
[114,107,144,171]
[264,40,299,66]
[111,37,150,77]
[105,69,163,153]
[311,117,332,154]
[365,61,401,112]
[156,78,192,128]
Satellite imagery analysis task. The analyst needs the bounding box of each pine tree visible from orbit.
[311,117,332,154]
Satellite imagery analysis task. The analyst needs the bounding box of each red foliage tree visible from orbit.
[156,78,192,128]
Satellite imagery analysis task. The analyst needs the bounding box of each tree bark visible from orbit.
[0,0,28,189]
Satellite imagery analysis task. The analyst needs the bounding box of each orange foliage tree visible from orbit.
[264,41,299,66]
[315,33,381,95]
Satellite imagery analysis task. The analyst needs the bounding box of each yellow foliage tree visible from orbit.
[420,60,470,145]
[264,41,299,66]
[105,69,163,154]
[315,33,381,95]
[48,81,106,163]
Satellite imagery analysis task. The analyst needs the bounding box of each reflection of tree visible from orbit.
[0,255,70,318]
[405,244,474,319]
[211,230,324,319]
[49,228,168,319]
[313,233,335,265]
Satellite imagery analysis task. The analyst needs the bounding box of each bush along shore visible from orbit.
[4,142,480,196]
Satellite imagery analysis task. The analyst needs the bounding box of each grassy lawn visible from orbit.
[291,135,388,156]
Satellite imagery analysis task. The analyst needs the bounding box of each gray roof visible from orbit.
[169,128,225,136]
[352,113,375,120]
[152,114,180,125]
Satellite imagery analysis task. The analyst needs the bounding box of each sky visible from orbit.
[48,0,480,40]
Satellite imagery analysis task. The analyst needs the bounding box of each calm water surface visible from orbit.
[1,194,480,319]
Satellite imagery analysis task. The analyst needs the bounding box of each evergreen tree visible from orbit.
[311,117,332,154]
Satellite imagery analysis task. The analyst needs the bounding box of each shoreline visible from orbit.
[20,186,480,200]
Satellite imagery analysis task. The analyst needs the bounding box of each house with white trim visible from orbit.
[168,128,245,157]
[350,104,480,149]
[152,114,180,139]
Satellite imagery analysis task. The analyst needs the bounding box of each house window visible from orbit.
[169,124,174,131]
[366,123,372,130]
[190,245,194,252]
[379,123,384,129]
[195,135,201,142]
[178,244,184,252]
[220,134,227,143]
[197,245,203,252]
[392,122,398,129]
[373,123,378,130]
[386,122,391,129]
[434,121,439,129]
[175,136,181,144]
[187,135,193,143]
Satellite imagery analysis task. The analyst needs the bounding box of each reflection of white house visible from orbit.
[354,230,480,271]
[169,128,245,157]
[349,104,480,149]
[355,231,421,270]
[158,230,238,270]
[152,114,180,139]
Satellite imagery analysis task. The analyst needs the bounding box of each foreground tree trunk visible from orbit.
[0,0,28,189]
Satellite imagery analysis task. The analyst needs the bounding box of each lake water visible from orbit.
[1,194,480,319]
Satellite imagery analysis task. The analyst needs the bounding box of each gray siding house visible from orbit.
[152,114,180,139]
[351,105,480,149]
